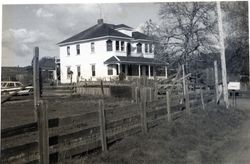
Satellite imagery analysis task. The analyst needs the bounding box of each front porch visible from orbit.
[104,56,168,79]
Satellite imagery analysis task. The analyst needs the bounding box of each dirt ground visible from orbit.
[1,95,132,129]
[221,97,250,164]
[80,94,250,164]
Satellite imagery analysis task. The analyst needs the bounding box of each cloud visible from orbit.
[36,8,54,18]
[2,28,53,59]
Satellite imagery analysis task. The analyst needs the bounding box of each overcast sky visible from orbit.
[2,3,160,66]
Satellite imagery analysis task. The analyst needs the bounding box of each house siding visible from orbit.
[60,34,155,83]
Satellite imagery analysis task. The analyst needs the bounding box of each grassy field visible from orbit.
[1,95,132,129]
[77,103,247,164]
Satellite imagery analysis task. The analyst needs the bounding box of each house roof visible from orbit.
[114,24,133,29]
[132,31,151,40]
[104,56,167,65]
[58,23,132,45]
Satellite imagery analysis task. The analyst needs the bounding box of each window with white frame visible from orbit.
[67,66,71,79]
[137,43,142,53]
[116,41,119,51]
[106,40,113,51]
[107,65,113,75]
[145,43,148,53]
[121,41,125,51]
[77,65,81,77]
[67,46,70,56]
[91,42,95,53]
[76,44,80,55]
[149,44,152,53]
[91,64,96,76]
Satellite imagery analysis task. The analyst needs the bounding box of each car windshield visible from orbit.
[1,83,6,87]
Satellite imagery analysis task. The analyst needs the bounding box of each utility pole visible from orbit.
[217,1,229,108]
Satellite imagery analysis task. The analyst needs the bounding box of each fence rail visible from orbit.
[1,89,214,163]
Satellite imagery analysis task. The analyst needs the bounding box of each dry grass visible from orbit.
[83,104,246,164]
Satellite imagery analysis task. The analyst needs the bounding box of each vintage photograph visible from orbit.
[1,1,249,163]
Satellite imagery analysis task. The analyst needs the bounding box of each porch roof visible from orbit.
[104,56,167,65]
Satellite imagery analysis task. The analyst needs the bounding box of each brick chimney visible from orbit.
[97,19,104,25]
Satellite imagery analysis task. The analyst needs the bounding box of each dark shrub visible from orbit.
[110,86,132,98]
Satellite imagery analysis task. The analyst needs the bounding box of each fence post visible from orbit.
[135,87,138,103]
[214,61,219,103]
[154,81,158,101]
[140,87,147,134]
[148,87,152,102]
[74,83,77,94]
[186,82,191,114]
[206,68,209,90]
[99,99,107,152]
[33,47,40,120]
[37,100,49,164]
[166,91,171,122]
[182,64,190,114]
[100,80,104,96]
[200,87,205,110]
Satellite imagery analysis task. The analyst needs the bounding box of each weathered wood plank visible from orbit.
[106,115,141,130]
[1,122,37,138]
[2,131,38,150]
[1,142,38,163]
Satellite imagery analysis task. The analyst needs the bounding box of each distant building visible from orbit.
[58,19,167,83]
[39,57,61,83]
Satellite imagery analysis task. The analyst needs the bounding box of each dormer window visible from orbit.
[116,41,120,51]
[145,43,148,53]
[106,40,113,51]
[67,46,70,56]
[137,43,142,53]
[121,41,125,51]
[149,44,152,53]
[76,44,80,55]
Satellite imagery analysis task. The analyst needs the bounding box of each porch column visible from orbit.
[165,66,168,79]
[125,64,128,75]
[138,65,141,77]
[117,63,120,75]
[148,65,151,78]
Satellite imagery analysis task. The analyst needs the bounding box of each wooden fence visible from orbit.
[43,82,134,98]
[1,88,214,163]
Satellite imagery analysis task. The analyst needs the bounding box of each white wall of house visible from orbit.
[60,38,155,83]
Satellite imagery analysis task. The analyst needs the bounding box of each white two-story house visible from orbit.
[58,19,167,83]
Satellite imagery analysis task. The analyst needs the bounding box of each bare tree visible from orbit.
[158,2,218,70]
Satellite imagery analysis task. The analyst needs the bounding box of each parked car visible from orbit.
[1,81,33,96]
